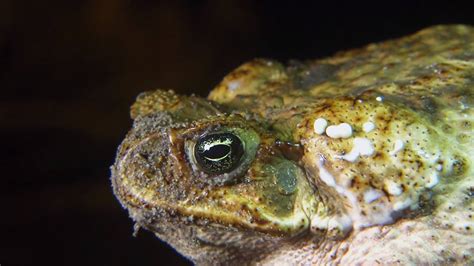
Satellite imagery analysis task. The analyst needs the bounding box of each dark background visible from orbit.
[1,1,472,265]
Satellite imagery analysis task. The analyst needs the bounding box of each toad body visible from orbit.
[111,25,474,265]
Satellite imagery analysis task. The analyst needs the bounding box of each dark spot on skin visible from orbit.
[420,96,438,113]
[400,184,407,192]
[415,160,423,169]
[374,152,384,160]
[461,121,471,129]
[241,204,271,226]
[348,178,355,188]
[288,61,340,89]
[452,156,467,176]
[275,140,304,161]
[468,187,474,197]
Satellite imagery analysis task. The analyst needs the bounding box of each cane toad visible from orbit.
[111,25,474,265]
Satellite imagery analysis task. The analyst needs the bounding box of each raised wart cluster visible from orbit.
[301,96,467,233]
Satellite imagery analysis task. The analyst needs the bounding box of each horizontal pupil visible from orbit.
[194,132,244,175]
[203,144,231,160]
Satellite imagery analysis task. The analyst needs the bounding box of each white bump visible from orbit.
[326,123,353,139]
[384,180,403,196]
[336,137,375,162]
[337,150,359,162]
[311,216,330,231]
[364,189,383,203]
[328,215,353,233]
[314,118,328,135]
[390,139,405,156]
[393,198,413,211]
[362,121,375,133]
[425,172,439,188]
[317,156,336,187]
[455,221,474,231]
[355,138,375,156]
[418,149,428,158]
[227,81,240,91]
[376,96,384,102]
[435,164,443,171]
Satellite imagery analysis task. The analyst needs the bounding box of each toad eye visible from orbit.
[194,133,244,174]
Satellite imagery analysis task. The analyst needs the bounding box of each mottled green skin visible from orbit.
[112,25,474,265]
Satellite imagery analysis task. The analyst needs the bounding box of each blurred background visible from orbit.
[0,1,472,265]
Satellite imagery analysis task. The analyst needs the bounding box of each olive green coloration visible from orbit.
[112,25,474,265]
[275,160,298,195]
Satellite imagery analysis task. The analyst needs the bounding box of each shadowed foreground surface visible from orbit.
[0,1,472,265]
